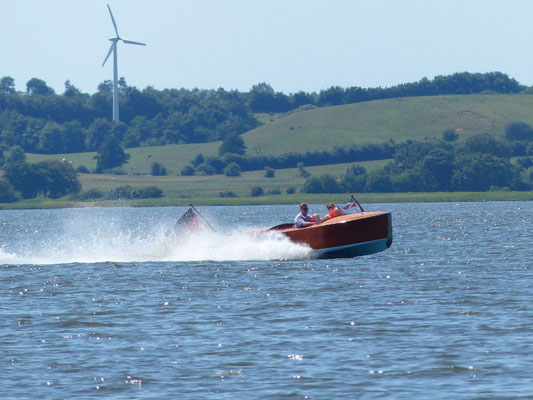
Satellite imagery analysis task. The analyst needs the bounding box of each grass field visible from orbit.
[76,159,389,198]
[3,190,533,210]
[243,94,533,155]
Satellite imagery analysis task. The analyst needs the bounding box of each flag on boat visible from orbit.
[171,207,207,237]
[342,198,358,210]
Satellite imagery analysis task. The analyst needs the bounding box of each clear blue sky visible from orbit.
[3,0,533,95]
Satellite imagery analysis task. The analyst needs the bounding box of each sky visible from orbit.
[2,0,533,95]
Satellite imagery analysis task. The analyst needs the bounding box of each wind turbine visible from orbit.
[102,4,146,122]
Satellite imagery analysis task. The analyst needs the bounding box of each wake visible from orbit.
[0,226,311,265]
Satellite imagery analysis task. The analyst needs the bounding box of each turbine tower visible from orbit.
[102,4,146,122]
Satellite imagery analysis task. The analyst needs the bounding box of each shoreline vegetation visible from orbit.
[2,191,533,210]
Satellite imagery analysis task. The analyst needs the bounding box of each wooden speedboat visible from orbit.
[266,212,392,259]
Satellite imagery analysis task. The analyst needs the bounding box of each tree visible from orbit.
[94,135,130,172]
[5,145,26,164]
[451,153,517,191]
[456,133,510,157]
[61,121,86,153]
[303,176,323,193]
[365,170,393,192]
[219,132,246,156]
[0,76,16,94]
[342,165,367,192]
[85,118,112,151]
[0,179,20,202]
[37,122,63,153]
[442,129,459,142]
[64,80,83,98]
[505,121,533,141]
[224,162,241,176]
[151,162,167,176]
[264,167,275,178]
[26,78,55,96]
[251,186,264,196]
[34,160,81,198]
[3,160,80,198]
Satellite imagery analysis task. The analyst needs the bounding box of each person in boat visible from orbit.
[320,203,345,222]
[294,203,319,228]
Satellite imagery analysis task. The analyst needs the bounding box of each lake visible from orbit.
[0,202,531,399]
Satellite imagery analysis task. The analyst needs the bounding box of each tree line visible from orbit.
[0,72,526,155]
[302,122,533,194]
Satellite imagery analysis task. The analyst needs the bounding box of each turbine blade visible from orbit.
[107,4,120,38]
[102,43,114,66]
[122,38,146,46]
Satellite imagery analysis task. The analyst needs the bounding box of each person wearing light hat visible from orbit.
[294,203,319,228]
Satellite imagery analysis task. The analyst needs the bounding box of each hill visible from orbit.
[27,94,533,176]
[242,94,533,155]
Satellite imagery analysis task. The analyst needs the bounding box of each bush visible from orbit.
[264,167,275,178]
[224,162,241,177]
[181,164,195,176]
[505,121,533,141]
[267,188,281,195]
[442,129,459,142]
[151,162,167,176]
[219,190,237,198]
[76,188,104,200]
[136,186,164,198]
[76,165,90,173]
[0,179,20,202]
[286,186,296,194]
[196,163,216,175]
[251,186,264,197]
[107,185,136,200]
[106,185,164,200]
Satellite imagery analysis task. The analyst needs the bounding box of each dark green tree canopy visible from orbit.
[0,76,16,94]
[94,135,130,172]
[3,160,80,199]
[26,78,55,96]
[505,121,533,141]
[219,133,246,156]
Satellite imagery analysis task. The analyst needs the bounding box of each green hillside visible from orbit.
[27,94,533,175]
[243,94,533,155]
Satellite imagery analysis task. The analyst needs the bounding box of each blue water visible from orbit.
[1,203,532,399]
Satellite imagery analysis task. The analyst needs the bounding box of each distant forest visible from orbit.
[0,72,527,155]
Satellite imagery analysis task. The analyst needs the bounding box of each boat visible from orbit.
[264,211,392,259]
[174,202,392,259]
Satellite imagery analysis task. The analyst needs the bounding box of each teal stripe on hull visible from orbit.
[312,238,390,259]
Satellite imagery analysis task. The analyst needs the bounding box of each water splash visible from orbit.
[0,225,311,265]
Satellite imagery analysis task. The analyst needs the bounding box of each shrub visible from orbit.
[196,163,216,175]
[267,188,281,195]
[136,186,164,198]
[106,185,164,199]
[76,188,104,200]
[251,186,264,197]
[151,162,168,176]
[76,165,90,173]
[224,162,241,177]
[442,129,459,142]
[181,164,195,176]
[505,121,533,141]
[264,167,275,178]
[303,176,323,193]
[0,179,20,202]
[107,185,136,200]
[219,190,237,198]
[286,186,296,194]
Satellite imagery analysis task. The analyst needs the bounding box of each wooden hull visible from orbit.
[271,212,392,259]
